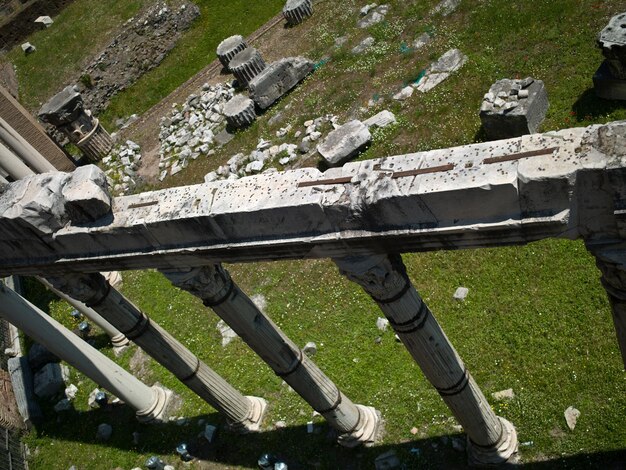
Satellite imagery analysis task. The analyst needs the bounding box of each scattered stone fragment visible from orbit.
[88,388,103,408]
[223,94,256,129]
[303,342,317,356]
[28,342,60,371]
[453,287,469,301]
[34,363,69,398]
[96,423,113,441]
[413,32,432,50]
[352,36,375,54]
[364,110,396,129]
[249,57,315,109]
[217,35,248,70]
[410,427,418,435]
[360,3,378,16]
[492,388,515,401]
[275,420,287,429]
[376,317,389,332]
[374,450,401,470]
[414,48,468,93]
[564,406,580,431]
[597,12,626,80]
[230,47,267,88]
[21,42,36,54]
[204,424,217,442]
[317,120,371,166]
[34,16,54,27]
[217,319,238,347]
[393,86,414,101]
[431,0,461,16]
[479,78,549,140]
[358,5,389,28]
[251,293,267,313]
[335,36,348,48]
[65,384,78,400]
[307,421,314,433]
[54,398,72,412]
[283,0,313,26]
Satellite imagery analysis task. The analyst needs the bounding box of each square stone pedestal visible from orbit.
[479,78,549,141]
[593,61,626,101]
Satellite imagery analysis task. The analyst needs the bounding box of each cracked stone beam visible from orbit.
[0,121,625,365]
[162,264,382,447]
[0,281,172,423]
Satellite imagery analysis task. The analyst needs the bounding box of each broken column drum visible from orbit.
[229,48,267,89]
[38,86,113,161]
[163,265,383,447]
[223,95,257,129]
[479,78,549,140]
[334,254,518,466]
[594,13,626,100]
[283,0,313,26]
[217,35,248,70]
[0,282,171,422]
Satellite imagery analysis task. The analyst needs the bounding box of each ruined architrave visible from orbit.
[1,121,625,463]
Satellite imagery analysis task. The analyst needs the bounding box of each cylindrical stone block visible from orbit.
[223,95,257,129]
[283,0,313,26]
[217,35,248,70]
[229,48,267,89]
[0,117,56,174]
[0,140,33,180]
[76,119,113,162]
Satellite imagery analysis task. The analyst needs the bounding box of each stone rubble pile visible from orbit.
[101,140,142,195]
[358,4,389,28]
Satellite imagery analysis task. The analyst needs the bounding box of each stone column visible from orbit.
[283,0,313,26]
[162,265,382,447]
[0,117,56,174]
[217,35,248,70]
[223,95,257,129]
[37,277,130,350]
[334,254,518,465]
[594,13,626,100]
[0,140,33,180]
[38,86,113,161]
[0,281,170,422]
[46,272,266,432]
[229,48,267,89]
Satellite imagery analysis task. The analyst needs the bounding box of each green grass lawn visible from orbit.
[6,0,626,468]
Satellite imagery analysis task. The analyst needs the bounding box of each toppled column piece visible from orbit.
[229,48,267,89]
[223,95,257,129]
[363,110,396,129]
[414,48,467,93]
[39,87,113,161]
[594,13,626,100]
[317,120,371,166]
[217,35,248,70]
[479,78,549,140]
[283,0,313,26]
[249,57,314,109]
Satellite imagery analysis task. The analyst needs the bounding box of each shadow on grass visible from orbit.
[572,88,625,121]
[31,405,626,469]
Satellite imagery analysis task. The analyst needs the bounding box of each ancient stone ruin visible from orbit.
[479,78,549,140]
[594,12,626,100]
[229,48,267,89]
[223,94,257,129]
[2,119,626,466]
[283,0,313,26]
[38,86,113,161]
[216,35,248,71]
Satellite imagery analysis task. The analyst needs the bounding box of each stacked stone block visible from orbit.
[216,35,248,71]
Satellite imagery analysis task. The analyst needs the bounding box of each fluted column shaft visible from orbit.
[0,282,166,422]
[46,272,265,431]
[162,264,382,447]
[334,254,518,465]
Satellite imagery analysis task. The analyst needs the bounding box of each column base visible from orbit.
[227,396,268,433]
[467,417,518,467]
[337,405,384,448]
[135,385,175,423]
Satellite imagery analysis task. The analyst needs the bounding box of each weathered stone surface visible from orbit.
[413,32,432,50]
[21,42,35,54]
[34,16,53,27]
[564,406,580,431]
[249,57,315,110]
[358,5,389,28]
[363,110,396,129]
[492,389,515,401]
[597,12,626,80]
[96,423,113,441]
[317,120,371,166]
[283,0,313,26]
[393,86,414,101]
[28,342,60,371]
[230,48,267,88]
[479,78,549,140]
[34,363,68,398]
[594,60,626,101]
[62,165,112,223]
[223,95,256,129]
[217,35,248,70]
[453,286,469,301]
[431,0,461,17]
[414,48,467,93]
[352,36,375,54]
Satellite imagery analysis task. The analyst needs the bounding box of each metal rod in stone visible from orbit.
[44,272,267,432]
[162,264,383,447]
[334,254,518,466]
[0,281,172,423]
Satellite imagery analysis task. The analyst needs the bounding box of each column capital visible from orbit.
[162,265,233,307]
[334,253,410,302]
[46,272,109,306]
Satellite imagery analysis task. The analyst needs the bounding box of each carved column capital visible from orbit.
[162,265,233,307]
[46,272,109,306]
[334,253,410,302]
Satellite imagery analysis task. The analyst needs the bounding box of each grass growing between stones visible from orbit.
[8,0,626,468]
